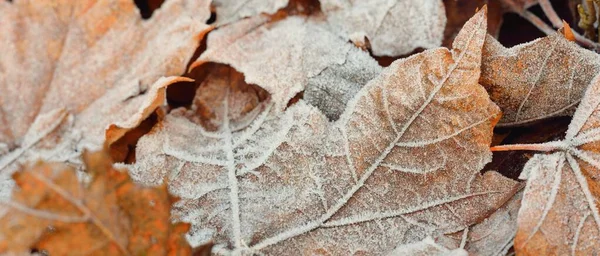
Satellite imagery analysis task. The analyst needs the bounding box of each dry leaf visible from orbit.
[191,15,382,113]
[480,29,600,126]
[320,0,447,56]
[0,149,191,255]
[505,73,600,254]
[0,0,212,194]
[389,236,467,256]
[439,189,523,256]
[130,9,519,254]
[212,0,289,26]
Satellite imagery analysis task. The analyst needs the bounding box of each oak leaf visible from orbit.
[0,0,212,195]
[497,73,600,254]
[190,15,382,114]
[320,0,447,56]
[0,149,191,255]
[480,26,600,126]
[130,8,520,255]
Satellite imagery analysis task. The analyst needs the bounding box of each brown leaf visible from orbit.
[439,189,523,256]
[0,149,191,255]
[511,73,600,254]
[190,15,382,114]
[320,0,447,56]
[0,0,212,193]
[129,9,519,254]
[480,32,600,126]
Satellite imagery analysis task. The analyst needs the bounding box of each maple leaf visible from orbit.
[480,25,600,127]
[491,73,600,254]
[320,0,447,56]
[190,15,382,114]
[0,0,212,195]
[129,8,520,254]
[0,149,191,255]
[211,0,289,27]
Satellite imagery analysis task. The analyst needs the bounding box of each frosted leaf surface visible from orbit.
[0,0,212,195]
[320,0,446,56]
[130,9,519,255]
[191,15,382,112]
[212,0,288,27]
[480,32,600,127]
[439,189,523,256]
[388,236,467,256]
[512,73,600,254]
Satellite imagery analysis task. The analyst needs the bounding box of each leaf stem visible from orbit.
[490,141,568,152]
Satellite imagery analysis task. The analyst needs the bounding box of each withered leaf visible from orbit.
[320,0,447,56]
[130,9,519,254]
[438,189,523,256]
[212,0,289,27]
[0,0,212,193]
[388,236,467,256]
[0,149,191,255]
[508,73,600,254]
[191,15,382,114]
[480,26,600,126]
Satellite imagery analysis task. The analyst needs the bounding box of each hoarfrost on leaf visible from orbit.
[509,73,600,254]
[320,0,447,56]
[0,0,212,197]
[130,8,519,255]
[191,15,382,113]
[480,26,600,126]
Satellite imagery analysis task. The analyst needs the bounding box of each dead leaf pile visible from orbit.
[1,0,600,255]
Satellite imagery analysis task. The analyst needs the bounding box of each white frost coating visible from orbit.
[195,15,381,112]
[514,73,600,254]
[321,0,447,56]
[212,0,288,26]
[480,33,600,126]
[388,236,468,256]
[130,8,519,255]
[0,0,212,196]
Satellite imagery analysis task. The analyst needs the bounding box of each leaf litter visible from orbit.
[1,0,600,255]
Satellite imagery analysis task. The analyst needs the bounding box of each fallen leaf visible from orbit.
[320,0,447,56]
[0,0,212,194]
[389,236,467,256]
[212,0,289,26]
[439,189,523,256]
[480,29,600,126]
[494,73,600,254]
[191,15,382,113]
[130,8,520,254]
[0,149,191,255]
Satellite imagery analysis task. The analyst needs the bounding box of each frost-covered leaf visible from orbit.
[480,27,600,126]
[510,73,600,254]
[212,0,288,26]
[320,0,447,56]
[389,236,467,256]
[0,149,191,255]
[191,15,381,113]
[439,189,523,256]
[130,9,519,255]
[0,0,212,195]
